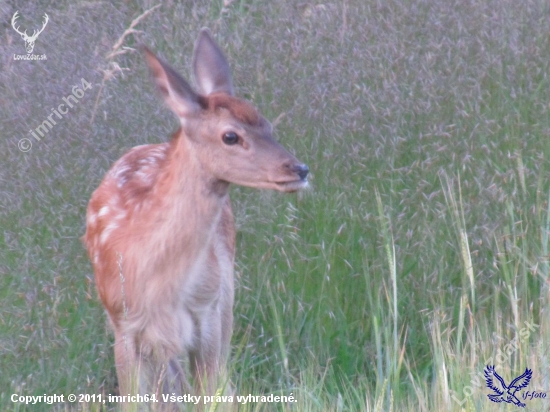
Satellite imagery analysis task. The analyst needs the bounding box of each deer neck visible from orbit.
[149,129,229,260]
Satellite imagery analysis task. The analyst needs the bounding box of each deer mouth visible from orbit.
[274,178,309,192]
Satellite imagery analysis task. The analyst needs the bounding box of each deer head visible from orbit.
[11,11,49,54]
[142,30,309,193]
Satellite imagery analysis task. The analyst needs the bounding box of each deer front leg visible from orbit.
[189,310,223,397]
[113,330,140,401]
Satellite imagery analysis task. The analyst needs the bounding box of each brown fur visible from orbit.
[205,93,261,126]
[84,30,307,409]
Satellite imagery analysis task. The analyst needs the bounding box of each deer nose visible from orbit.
[293,164,309,180]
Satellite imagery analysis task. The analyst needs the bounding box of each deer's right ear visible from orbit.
[193,29,234,96]
[143,46,202,118]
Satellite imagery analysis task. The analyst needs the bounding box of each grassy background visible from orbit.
[2,0,550,410]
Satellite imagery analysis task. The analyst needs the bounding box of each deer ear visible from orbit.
[193,29,234,96]
[143,46,202,118]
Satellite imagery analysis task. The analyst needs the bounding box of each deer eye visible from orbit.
[222,132,239,145]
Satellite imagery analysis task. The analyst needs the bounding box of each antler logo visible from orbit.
[484,365,532,408]
[11,11,49,54]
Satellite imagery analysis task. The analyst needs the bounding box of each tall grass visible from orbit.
[2,0,550,410]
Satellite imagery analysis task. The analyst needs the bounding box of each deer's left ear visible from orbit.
[193,29,234,96]
[143,46,202,118]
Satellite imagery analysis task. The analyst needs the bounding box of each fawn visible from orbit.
[84,29,308,403]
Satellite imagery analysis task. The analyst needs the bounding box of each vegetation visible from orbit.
[2,0,550,410]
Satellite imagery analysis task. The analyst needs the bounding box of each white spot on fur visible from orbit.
[112,163,131,188]
[88,212,97,227]
[98,206,110,217]
[115,212,126,221]
[100,221,118,245]
[136,169,152,185]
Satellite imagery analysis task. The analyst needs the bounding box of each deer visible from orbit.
[11,11,49,54]
[84,29,308,406]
